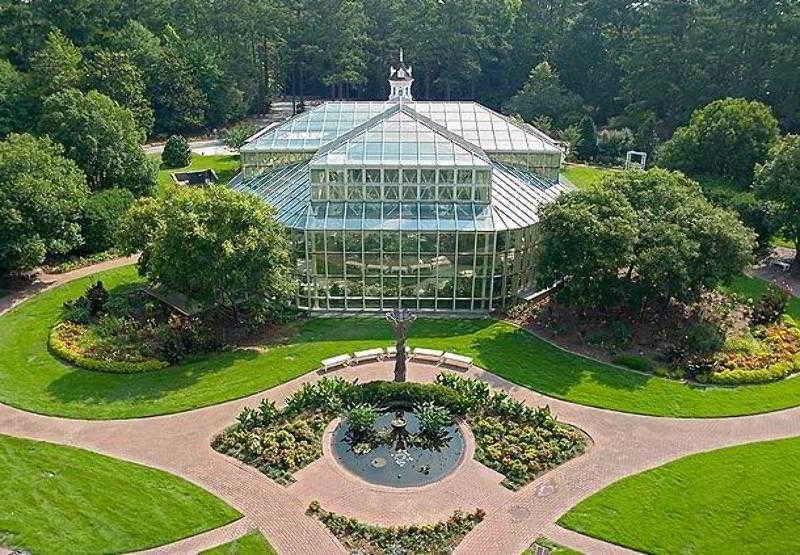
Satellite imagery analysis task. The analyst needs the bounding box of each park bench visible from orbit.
[320,354,352,373]
[411,348,444,363]
[353,348,384,364]
[442,352,473,370]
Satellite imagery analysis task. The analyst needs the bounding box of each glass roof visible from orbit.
[229,159,572,232]
[242,101,561,155]
[310,106,490,168]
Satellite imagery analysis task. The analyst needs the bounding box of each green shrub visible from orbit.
[161,135,191,168]
[611,354,655,373]
[752,284,791,326]
[49,324,168,373]
[415,401,451,435]
[344,403,378,434]
[353,381,469,415]
[79,188,134,253]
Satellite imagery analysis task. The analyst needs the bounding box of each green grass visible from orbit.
[720,274,800,320]
[523,537,581,554]
[561,164,619,190]
[559,437,800,554]
[154,154,240,191]
[0,434,240,554]
[4,266,800,419]
[201,531,277,555]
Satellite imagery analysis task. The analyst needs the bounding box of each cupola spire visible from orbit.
[389,49,413,101]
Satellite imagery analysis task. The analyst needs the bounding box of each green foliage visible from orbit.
[117,186,294,320]
[752,284,791,326]
[575,115,598,160]
[656,98,780,184]
[79,188,135,253]
[415,401,451,435]
[755,135,800,265]
[0,59,29,137]
[85,50,154,135]
[505,62,585,129]
[223,122,259,151]
[354,381,470,415]
[597,127,636,162]
[28,30,83,99]
[39,89,157,196]
[344,403,378,433]
[0,133,88,275]
[152,47,208,134]
[161,135,192,168]
[309,505,484,554]
[537,168,756,309]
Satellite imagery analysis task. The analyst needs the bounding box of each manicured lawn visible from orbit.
[0,434,240,554]
[559,437,800,554]
[201,531,277,555]
[3,266,800,419]
[524,537,581,554]
[155,154,240,191]
[721,274,800,320]
[561,164,619,190]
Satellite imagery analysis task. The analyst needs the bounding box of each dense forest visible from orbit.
[1,0,798,142]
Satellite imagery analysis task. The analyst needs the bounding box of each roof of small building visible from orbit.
[241,101,561,156]
[229,160,572,233]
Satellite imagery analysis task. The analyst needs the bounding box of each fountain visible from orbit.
[331,407,465,488]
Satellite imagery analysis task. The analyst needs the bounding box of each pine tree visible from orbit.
[575,116,598,161]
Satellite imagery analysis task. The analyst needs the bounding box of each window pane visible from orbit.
[456,186,472,201]
[365,185,381,200]
[329,170,345,183]
[419,185,435,200]
[366,168,381,183]
[384,169,400,183]
[311,169,326,184]
[348,185,364,200]
[329,185,346,200]
[420,169,436,184]
[438,185,454,200]
[402,169,418,183]
[475,170,491,185]
[475,185,489,202]
[347,169,363,183]
[402,185,418,200]
[457,169,473,184]
[384,185,400,200]
[439,169,455,184]
[312,185,326,200]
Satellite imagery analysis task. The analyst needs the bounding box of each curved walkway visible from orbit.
[1,360,799,554]
[1,260,799,553]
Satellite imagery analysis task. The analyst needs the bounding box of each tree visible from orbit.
[79,188,135,254]
[39,89,157,196]
[223,122,258,151]
[117,186,294,320]
[151,46,208,134]
[575,115,598,160]
[656,98,780,184]
[0,134,89,274]
[0,60,29,137]
[28,30,83,100]
[505,62,584,129]
[161,135,191,168]
[537,169,755,309]
[85,50,155,135]
[755,136,800,273]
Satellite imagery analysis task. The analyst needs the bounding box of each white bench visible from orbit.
[353,348,384,364]
[385,346,398,358]
[769,258,792,272]
[442,352,473,370]
[411,348,444,363]
[320,354,352,373]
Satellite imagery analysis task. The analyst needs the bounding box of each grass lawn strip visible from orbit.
[155,154,239,191]
[558,437,800,554]
[200,531,277,555]
[3,266,800,419]
[0,434,240,555]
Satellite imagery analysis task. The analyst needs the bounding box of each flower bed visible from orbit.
[307,502,484,554]
[213,374,587,490]
[708,320,800,385]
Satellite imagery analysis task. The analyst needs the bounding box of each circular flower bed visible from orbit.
[212,373,587,490]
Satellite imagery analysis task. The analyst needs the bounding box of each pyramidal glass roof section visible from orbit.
[241,101,561,155]
[309,104,491,168]
[229,159,572,233]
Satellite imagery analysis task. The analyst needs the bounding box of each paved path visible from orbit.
[1,360,799,554]
[1,259,799,553]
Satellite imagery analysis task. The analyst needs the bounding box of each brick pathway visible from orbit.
[1,360,799,554]
[1,260,799,553]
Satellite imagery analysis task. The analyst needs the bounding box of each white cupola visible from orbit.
[388,49,414,101]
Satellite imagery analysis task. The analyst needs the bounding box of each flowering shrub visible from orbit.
[709,320,800,384]
[307,502,484,554]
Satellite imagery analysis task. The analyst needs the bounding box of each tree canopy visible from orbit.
[656,98,780,184]
[39,89,157,196]
[0,134,89,274]
[117,186,294,319]
[755,136,800,272]
[536,169,755,309]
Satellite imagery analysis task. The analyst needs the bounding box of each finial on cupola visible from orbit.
[388,48,414,101]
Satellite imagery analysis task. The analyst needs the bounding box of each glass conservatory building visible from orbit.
[230,59,571,312]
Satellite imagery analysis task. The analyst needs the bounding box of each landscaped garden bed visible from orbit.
[307,502,484,554]
[212,374,586,489]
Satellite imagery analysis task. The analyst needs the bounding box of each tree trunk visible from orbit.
[394,338,406,382]
[793,232,800,277]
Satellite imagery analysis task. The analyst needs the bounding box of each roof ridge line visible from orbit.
[397,105,491,163]
[311,104,403,160]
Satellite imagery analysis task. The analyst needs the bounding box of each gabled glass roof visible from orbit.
[309,104,491,168]
[242,101,561,155]
[229,159,572,232]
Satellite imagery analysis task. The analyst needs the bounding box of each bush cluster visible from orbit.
[307,502,484,554]
[611,354,655,373]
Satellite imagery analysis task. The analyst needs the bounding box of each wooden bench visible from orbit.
[385,346,398,359]
[442,352,473,370]
[353,348,384,364]
[411,348,444,363]
[320,354,352,373]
